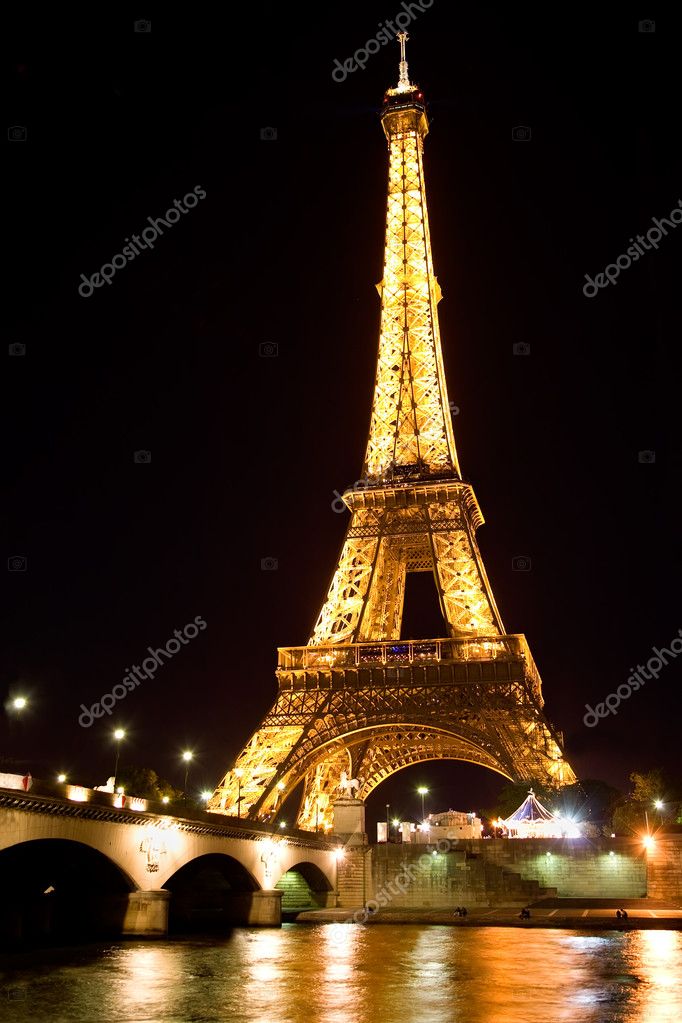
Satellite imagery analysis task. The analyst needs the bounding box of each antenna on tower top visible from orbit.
[397,31,412,90]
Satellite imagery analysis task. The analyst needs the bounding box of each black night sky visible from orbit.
[4,5,681,826]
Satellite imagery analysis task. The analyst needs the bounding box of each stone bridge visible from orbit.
[0,785,340,945]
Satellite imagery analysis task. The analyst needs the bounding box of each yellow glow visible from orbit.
[182,751,193,762]
[207,69,576,832]
[643,834,656,850]
[12,696,27,710]
[114,728,125,740]
[66,785,88,802]
[57,773,66,783]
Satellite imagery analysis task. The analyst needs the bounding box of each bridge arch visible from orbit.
[275,860,335,912]
[162,853,261,932]
[285,724,518,828]
[0,838,136,946]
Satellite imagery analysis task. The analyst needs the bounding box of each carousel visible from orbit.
[497,788,581,839]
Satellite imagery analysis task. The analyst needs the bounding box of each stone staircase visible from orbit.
[336,846,557,910]
[336,851,368,908]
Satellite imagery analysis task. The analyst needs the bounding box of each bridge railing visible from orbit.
[0,784,339,849]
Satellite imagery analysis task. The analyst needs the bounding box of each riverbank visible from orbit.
[294,898,682,930]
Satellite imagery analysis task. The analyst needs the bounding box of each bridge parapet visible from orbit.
[0,786,339,850]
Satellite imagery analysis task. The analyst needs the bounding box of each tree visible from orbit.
[612,769,675,835]
[116,765,183,802]
[557,779,622,829]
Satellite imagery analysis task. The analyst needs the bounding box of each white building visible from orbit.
[416,809,483,842]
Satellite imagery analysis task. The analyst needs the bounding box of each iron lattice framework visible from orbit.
[210,37,576,830]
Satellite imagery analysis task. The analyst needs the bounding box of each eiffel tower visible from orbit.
[210,35,576,830]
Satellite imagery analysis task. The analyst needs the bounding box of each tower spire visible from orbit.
[397,31,412,91]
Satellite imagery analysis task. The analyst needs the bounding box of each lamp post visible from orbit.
[112,728,125,792]
[234,767,244,818]
[386,802,390,842]
[418,786,428,823]
[12,696,28,712]
[182,750,193,792]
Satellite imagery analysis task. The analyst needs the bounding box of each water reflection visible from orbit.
[0,926,680,1023]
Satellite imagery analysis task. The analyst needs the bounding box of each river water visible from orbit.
[1,924,681,1023]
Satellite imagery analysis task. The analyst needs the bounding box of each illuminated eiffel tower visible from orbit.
[210,35,576,830]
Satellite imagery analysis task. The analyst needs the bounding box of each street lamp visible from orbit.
[418,786,428,822]
[200,790,212,805]
[57,773,67,784]
[234,767,244,817]
[654,799,663,810]
[113,728,125,792]
[182,750,194,792]
[12,696,27,711]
